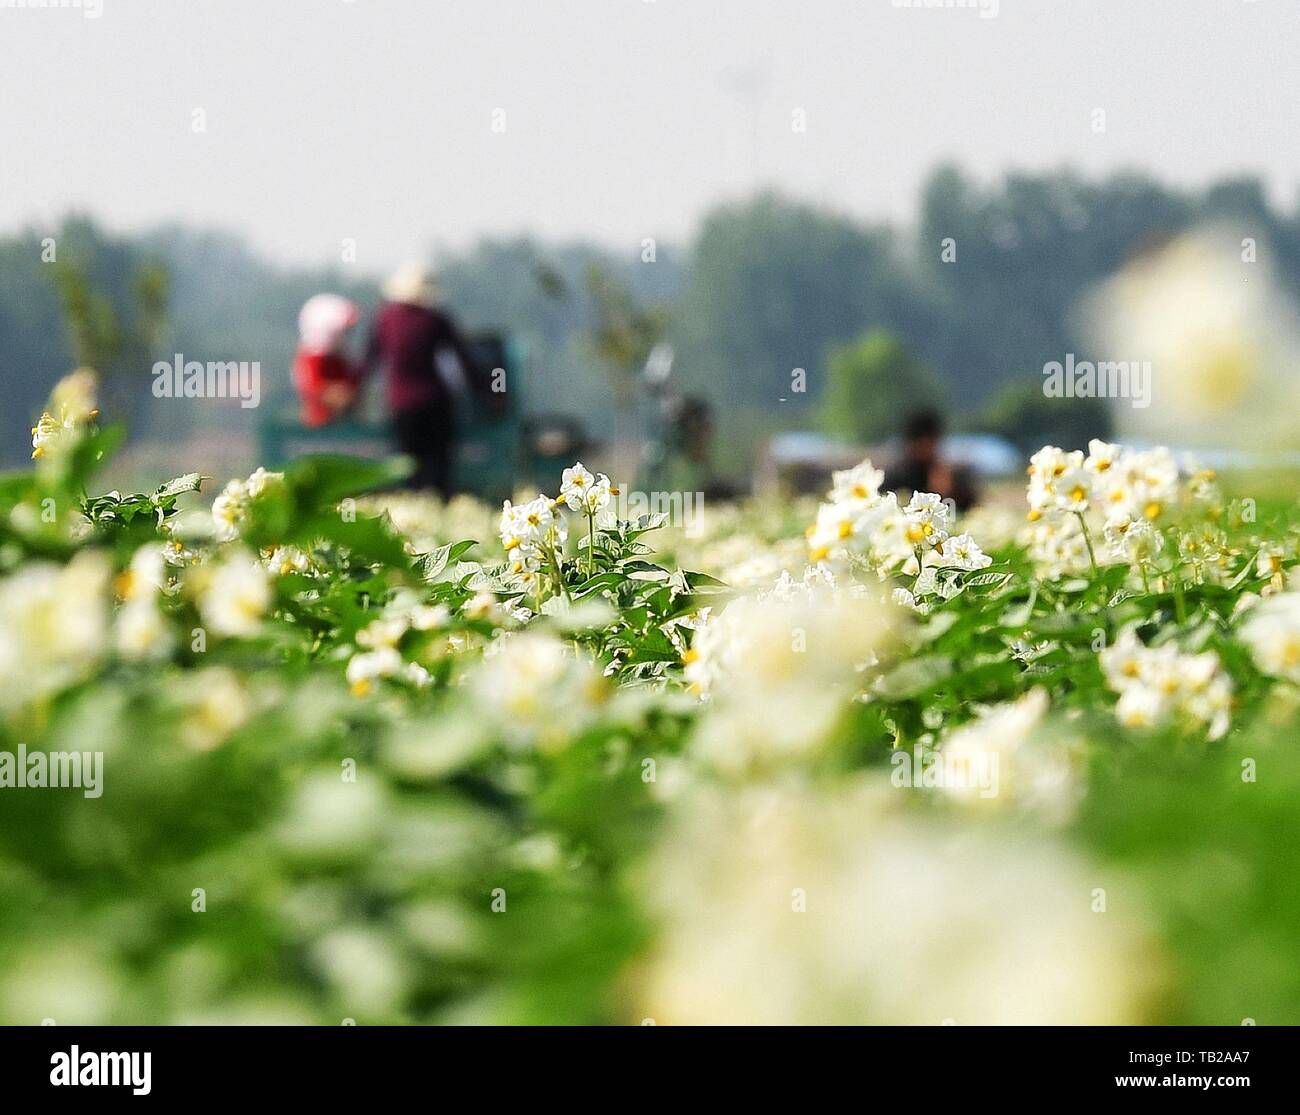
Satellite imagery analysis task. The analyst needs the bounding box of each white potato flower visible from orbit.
[1256,545,1286,581]
[402,661,433,688]
[805,500,861,563]
[1104,518,1165,564]
[934,532,992,571]
[829,461,884,505]
[211,468,284,542]
[346,646,403,697]
[1114,684,1168,731]
[469,631,605,750]
[1023,513,1091,579]
[176,667,253,750]
[1101,632,1231,739]
[685,575,867,698]
[356,616,409,649]
[1114,447,1179,526]
[1026,447,1078,517]
[903,491,949,546]
[499,494,559,556]
[559,461,614,514]
[115,543,170,604]
[685,572,896,775]
[211,479,250,542]
[115,600,175,660]
[409,603,452,631]
[559,462,595,506]
[29,369,99,461]
[1238,592,1300,683]
[265,546,311,576]
[464,591,505,621]
[1054,466,1093,513]
[640,781,1161,1024]
[0,551,111,709]
[199,549,272,638]
[1085,439,1122,476]
[30,411,72,461]
[1175,524,1226,572]
[927,690,1078,822]
[50,367,99,424]
[1084,226,1300,451]
[803,457,951,578]
[1021,443,1192,578]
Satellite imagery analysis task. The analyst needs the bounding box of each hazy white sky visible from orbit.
[2,0,1297,272]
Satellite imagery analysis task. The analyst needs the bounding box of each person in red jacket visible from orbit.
[292,294,362,427]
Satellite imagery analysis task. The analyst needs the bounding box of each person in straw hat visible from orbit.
[360,263,483,496]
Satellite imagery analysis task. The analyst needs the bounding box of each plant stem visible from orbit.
[1173,571,1188,625]
[586,511,595,578]
[1075,512,1099,580]
[545,538,569,603]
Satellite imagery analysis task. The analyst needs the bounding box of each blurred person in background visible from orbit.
[361,264,484,497]
[292,294,362,428]
[665,395,738,499]
[883,409,978,511]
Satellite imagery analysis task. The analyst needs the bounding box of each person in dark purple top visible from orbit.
[361,264,483,496]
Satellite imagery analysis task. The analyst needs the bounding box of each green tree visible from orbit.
[670,192,907,473]
[52,255,169,434]
[54,258,168,373]
[581,262,670,411]
[972,377,1113,452]
[820,330,945,444]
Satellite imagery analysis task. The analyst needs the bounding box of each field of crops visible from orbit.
[2,370,1299,1025]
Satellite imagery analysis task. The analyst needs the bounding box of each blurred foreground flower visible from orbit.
[1238,590,1300,684]
[686,570,896,776]
[637,780,1162,1025]
[928,688,1080,823]
[196,548,271,638]
[0,551,110,711]
[469,631,607,751]
[1084,226,1300,450]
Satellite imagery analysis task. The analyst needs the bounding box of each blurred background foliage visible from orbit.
[6,166,1300,478]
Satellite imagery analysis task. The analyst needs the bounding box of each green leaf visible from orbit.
[153,472,205,501]
[413,540,477,582]
[874,654,953,699]
[283,454,412,509]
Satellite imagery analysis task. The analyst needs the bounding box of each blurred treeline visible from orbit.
[3,166,1297,475]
